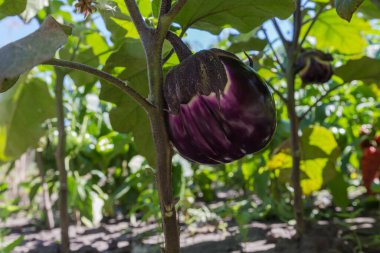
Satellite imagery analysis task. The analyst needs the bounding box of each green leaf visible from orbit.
[1,235,24,253]
[359,0,380,19]
[335,56,380,84]
[335,0,365,21]
[0,16,71,92]
[327,170,349,208]
[300,126,340,195]
[0,0,27,18]
[0,77,56,161]
[100,39,154,166]
[302,9,371,54]
[227,31,266,53]
[268,126,340,195]
[174,0,295,34]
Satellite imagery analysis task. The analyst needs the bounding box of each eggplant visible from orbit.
[164,49,276,164]
[295,49,333,85]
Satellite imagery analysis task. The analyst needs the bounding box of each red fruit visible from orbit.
[361,146,380,194]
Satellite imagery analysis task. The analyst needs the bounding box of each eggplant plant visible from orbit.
[0,0,379,252]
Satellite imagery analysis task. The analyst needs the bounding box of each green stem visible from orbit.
[287,0,304,237]
[54,69,70,253]
[125,1,187,252]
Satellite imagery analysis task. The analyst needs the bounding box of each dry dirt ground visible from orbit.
[3,213,380,253]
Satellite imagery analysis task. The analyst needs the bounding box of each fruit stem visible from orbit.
[166,31,193,61]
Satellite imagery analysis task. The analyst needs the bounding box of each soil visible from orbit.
[3,213,380,253]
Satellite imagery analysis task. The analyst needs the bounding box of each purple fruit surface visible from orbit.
[296,50,333,85]
[164,49,276,164]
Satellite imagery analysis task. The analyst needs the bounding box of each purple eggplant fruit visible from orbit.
[164,49,276,164]
[295,50,333,85]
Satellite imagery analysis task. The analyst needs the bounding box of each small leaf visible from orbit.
[335,56,380,84]
[335,0,365,22]
[0,16,71,92]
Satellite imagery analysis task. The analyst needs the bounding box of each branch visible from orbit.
[271,18,290,51]
[124,0,151,44]
[158,0,188,34]
[299,4,327,47]
[299,82,346,121]
[166,0,187,20]
[262,28,286,73]
[266,79,288,104]
[160,0,172,17]
[43,58,154,111]
[293,1,302,50]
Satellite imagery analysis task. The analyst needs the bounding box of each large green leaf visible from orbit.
[302,9,371,54]
[300,126,340,195]
[0,0,27,18]
[335,0,365,21]
[0,16,71,92]
[335,56,380,84]
[0,77,56,161]
[268,126,340,195]
[100,38,178,168]
[174,0,295,34]
[100,39,153,166]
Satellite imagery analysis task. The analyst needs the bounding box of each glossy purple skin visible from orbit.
[167,56,276,164]
[300,57,333,84]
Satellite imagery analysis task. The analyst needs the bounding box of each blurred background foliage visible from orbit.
[0,0,380,251]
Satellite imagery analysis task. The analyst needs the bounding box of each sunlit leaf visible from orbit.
[302,9,371,55]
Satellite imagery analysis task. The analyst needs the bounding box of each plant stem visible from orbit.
[43,59,154,112]
[144,24,180,253]
[36,150,55,230]
[286,0,304,237]
[299,3,327,47]
[54,69,70,253]
[124,0,151,45]
[272,18,290,50]
[125,0,187,252]
[262,28,286,73]
[265,79,288,104]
